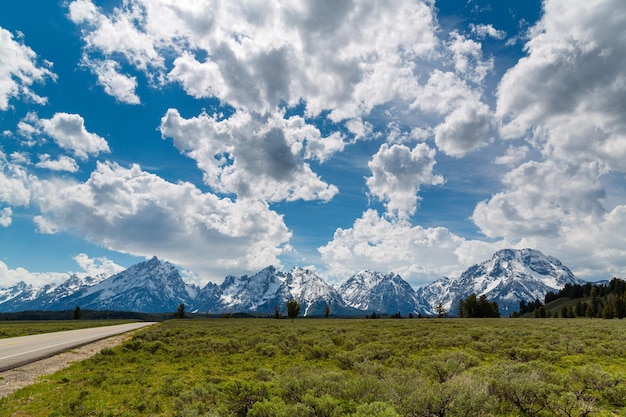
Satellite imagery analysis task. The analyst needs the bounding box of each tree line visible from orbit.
[517,277,626,319]
[457,293,500,318]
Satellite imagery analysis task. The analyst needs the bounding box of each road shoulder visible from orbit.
[0,331,135,398]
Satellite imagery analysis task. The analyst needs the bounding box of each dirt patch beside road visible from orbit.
[0,331,135,398]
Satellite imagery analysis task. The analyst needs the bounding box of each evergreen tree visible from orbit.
[175,303,185,319]
[73,306,83,320]
[534,306,547,318]
[575,301,584,317]
[286,299,301,322]
[458,293,500,318]
[435,302,447,318]
[519,300,527,315]
[616,296,625,319]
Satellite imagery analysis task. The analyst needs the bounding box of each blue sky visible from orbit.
[1,0,625,288]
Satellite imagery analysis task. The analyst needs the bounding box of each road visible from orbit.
[0,322,156,371]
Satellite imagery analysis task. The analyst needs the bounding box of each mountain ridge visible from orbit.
[0,249,593,316]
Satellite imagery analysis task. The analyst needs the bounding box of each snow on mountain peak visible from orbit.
[0,249,588,317]
[417,248,585,315]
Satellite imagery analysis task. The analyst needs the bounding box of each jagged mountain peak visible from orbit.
[339,270,425,314]
[417,248,584,315]
[0,249,587,317]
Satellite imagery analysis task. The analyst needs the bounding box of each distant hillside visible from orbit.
[518,278,626,318]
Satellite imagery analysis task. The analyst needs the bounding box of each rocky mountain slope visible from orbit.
[0,249,589,316]
[416,248,585,315]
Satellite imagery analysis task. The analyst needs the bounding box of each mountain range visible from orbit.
[0,249,588,316]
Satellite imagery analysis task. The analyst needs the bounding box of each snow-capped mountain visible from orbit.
[198,266,357,316]
[284,268,355,316]
[339,270,427,315]
[215,266,289,313]
[0,281,50,309]
[416,248,585,315]
[0,272,109,312]
[52,256,199,313]
[0,249,588,316]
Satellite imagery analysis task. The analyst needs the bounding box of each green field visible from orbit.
[0,319,136,339]
[2,318,626,416]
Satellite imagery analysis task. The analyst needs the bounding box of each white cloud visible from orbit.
[82,58,140,104]
[19,112,110,160]
[318,209,500,286]
[68,0,165,72]
[0,150,32,207]
[0,254,124,288]
[411,70,494,157]
[447,31,494,83]
[433,100,492,158]
[68,0,438,121]
[494,145,529,166]
[35,154,79,172]
[0,261,69,288]
[0,27,56,110]
[473,0,626,281]
[0,207,12,227]
[366,143,444,219]
[510,205,626,281]
[471,153,626,280]
[469,23,506,40]
[72,253,125,278]
[345,118,374,141]
[159,108,339,202]
[33,161,292,280]
[496,0,626,170]
[474,158,607,240]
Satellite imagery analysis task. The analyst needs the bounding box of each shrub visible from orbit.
[221,380,268,417]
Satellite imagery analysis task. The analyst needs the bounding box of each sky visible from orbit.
[1,0,625,289]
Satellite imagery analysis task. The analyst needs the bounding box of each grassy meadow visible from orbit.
[2,318,626,416]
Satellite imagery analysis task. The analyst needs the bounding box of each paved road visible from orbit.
[0,322,156,371]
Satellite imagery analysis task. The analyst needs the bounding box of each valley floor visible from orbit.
[1,318,626,416]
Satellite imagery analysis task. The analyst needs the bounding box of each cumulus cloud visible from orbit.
[82,58,140,104]
[434,100,492,157]
[68,0,439,120]
[0,254,124,288]
[505,205,626,281]
[39,113,110,160]
[469,23,506,40]
[0,150,32,207]
[474,158,607,239]
[494,145,529,166]
[72,253,125,278]
[318,209,500,286]
[0,261,70,288]
[496,0,626,171]
[0,207,12,227]
[35,154,79,172]
[18,112,110,160]
[472,149,626,281]
[472,0,626,280]
[366,143,444,219]
[447,31,494,83]
[159,108,339,202]
[33,161,292,279]
[411,70,494,157]
[0,27,56,110]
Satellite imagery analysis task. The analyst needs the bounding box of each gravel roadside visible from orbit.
[0,331,137,398]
